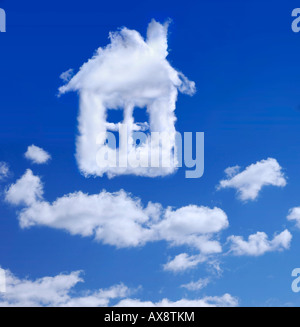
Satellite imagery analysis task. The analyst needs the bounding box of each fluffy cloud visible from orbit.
[227,230,292,256]
[116,294,238,307]
[19,190,158,248]
[217,158,287,201]
[0,268,130,307]
[25,145,51,164]
[163,253,206,273]
[0,162,9,180]
[287,207,300,228]
[0,267,237,307]
[180,278,210,291]
[59,20,195,178]
[155,206,228,253]
[6,170,290,271]
[5,171,228,255]
[5,169,43,206]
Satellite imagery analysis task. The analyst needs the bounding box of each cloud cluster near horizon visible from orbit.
[0,268,237,307]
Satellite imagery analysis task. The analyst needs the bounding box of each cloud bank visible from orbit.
[0,268,130,307]
[116,294,238,307]
[0,267,237,307]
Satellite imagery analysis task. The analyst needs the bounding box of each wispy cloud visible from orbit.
[59,68,74,82]
[163,253,206,273]
[0,162,10,181]
[181,278,210,291]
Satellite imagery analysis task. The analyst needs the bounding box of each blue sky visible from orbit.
[1,0,300,307]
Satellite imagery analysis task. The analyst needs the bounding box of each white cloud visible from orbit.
[217,158,287,201]
[5,169,43,206]
[18,190,157,248]
[5,171,228,255]
[0,267,237,307]
[59,20,195,178]
[0,268,130,307]
[116,293,238,307]
[181,278,210,291]
[25,145,51,164]
[63,283,130,307]
[155,206,228,253]
[163,253,205,272]
[227,230,292,256]
[287,207,300,228]
[0,162,9,180]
